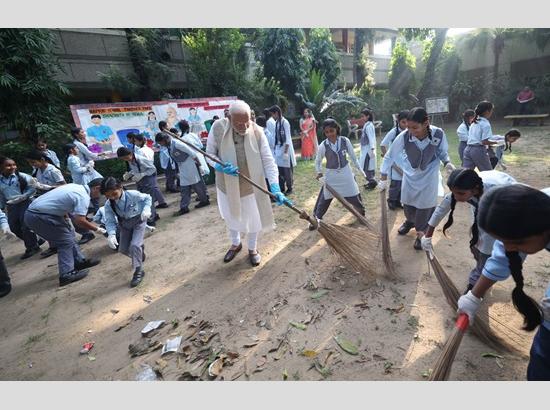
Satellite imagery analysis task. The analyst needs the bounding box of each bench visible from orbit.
[503,114,549,126]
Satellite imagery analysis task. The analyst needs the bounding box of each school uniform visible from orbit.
[380,127,405,205]
[73,139,99,163]
[360,121,377,187]
[24,184,91,278]
[35,164,65,187]
[314,136,365,219]
[482,227,550,380]
[0,209,11,290]
[428,170,517,286]
[104,190,151,270]
[456,122,469,165]
[126,152,161,223]
[167,138,209,211]
[136,145,166,206]
[42,149,61,168]
[159,146,179,192]
[380,125,450,232]
[273,117,296,193]
[0,172,39,251]
[68,144,103,213]
[462,117,493,171]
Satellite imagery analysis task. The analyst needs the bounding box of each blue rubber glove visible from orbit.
[270,183,293,206]
[214,161,239,176]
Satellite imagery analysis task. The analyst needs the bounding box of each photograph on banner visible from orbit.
[70,97,237,159]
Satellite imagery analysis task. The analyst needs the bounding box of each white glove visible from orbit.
[95,227,107,235]
[445,162,456,174]
[141,208,152,222]
[199,165,207,176]
[29,178,54,191]
[421,236,434,259]
[6,195,27,205]
[145,225,156,233]
[86,160,95,170]
[122,172,133,181]
[133,173,145,182]
[107,234,119,250]
[457,290,482,325]
[361,170,367,179]
[376,180,387,192]
[1,224,17,240]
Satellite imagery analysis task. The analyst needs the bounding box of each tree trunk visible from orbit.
[124,29,152,100]
[354,29,366,87]
[416,28,448,103]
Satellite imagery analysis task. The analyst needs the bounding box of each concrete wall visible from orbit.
[337,52,392,87]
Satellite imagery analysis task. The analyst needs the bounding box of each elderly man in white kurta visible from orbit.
[206,101,290,267]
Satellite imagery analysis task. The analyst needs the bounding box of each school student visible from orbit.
[311,119,368,230]
[421,169,517,292]
[24,181,104,287]
[0,208,17,297]
[380,110,409,209]
[35,138,61,168]
[359,108,378,190]
[457,109,475,165]
[154,132,209,216]
[101,177,151,287]
[269,105,296,195]
[0,156,42,259]
[378,107,455,250]
[462,101,497,171]
[159,144,179,193]
[133,134,168,209]
[487,129,521,170]
[457,184,550,380]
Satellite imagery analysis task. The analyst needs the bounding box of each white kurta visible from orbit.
[359,121,377,172]
[380,126,450,209]
[380,127,404,181]
[316,137,363,200]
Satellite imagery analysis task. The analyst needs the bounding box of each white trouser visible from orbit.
[229,229,259,251]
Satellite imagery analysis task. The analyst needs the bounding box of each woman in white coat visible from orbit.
[268,105,296,195]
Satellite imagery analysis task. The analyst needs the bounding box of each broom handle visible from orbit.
[455,313,469,331]
[163,129,318,227]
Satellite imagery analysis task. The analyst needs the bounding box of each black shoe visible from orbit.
[130,268,145,287]
[249,250,261,267]
[142,245,146,262]
[396,202,404,209]
[194,197,200,202]
[148,220,156,227]
[387,201,397,211]
[194,200,210,209]
[0,281,12,298]
[74,258,101,271]
[37,238,46,246]
[154,214,160,221]
[464,283,474,295]
[156,203,169,209]
[40,247,58,259]
[364,181,377,190]
[413,237,422,250]
[398,221,415,236]
[20,247,40,260]
[285,189,293,195]
[308,223,317,231]
[223,243,242,263]
[174,208,189,216]
[77,233,95,245]
[59,269,89,286]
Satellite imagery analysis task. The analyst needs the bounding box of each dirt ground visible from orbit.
[0,122,549,381]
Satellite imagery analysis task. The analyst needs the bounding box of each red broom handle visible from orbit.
[455,313,470,332]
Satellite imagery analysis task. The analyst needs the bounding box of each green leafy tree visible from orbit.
[388,40,416,98]
[0,28,71,147]
[257,29,310,98]
[308,28,342,88]
[353,29,375,87]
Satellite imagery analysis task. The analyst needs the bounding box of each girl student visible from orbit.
[487,128,521,170]
[0,208,17,297]
[359,108,378,190]
[458,184,550,380]
[378,107,455,250]
[421,168,517,293]
[101,177,152,287]
[268,105,296,195]
[456,109,475,165]
[380,110,409,210]
[0,156,42,259]
[310,119,368,230]
[462,101,498,171]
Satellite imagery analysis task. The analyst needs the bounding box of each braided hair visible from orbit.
[478,184,550,331]
[442,169,484,254]
[268,105,286,147]
[472,101,493,124]
[504,129,521,152]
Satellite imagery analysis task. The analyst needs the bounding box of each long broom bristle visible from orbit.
[379,191,398,277]
[429,314,469,381]
[318,222,381,280]
[427,252,522,354]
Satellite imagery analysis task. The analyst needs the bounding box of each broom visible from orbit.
[429,313,469,381]
[162,129,379,278]
[379,190,398,277]
[426,251,523,354]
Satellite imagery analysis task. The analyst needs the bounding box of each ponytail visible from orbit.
[473,101,493,124]
[506,251,543,331]
[442,195,456,236]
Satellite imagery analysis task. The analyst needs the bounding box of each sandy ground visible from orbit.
[0,122,548,381]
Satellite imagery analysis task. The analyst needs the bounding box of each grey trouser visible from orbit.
[403,205,435,233]
[24,211,85,276]
[469,247,490,287]
[118,215,146,270]
[458,141,467,165]
[313,188,365,219]
[7,200,38,250]
[462,145,492,171]
[278,165,293,192]
[180,180,208,210]
[362,156,376,184]
[137,174,159,221]
[164,166,179,191]
[388,179,402,203]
